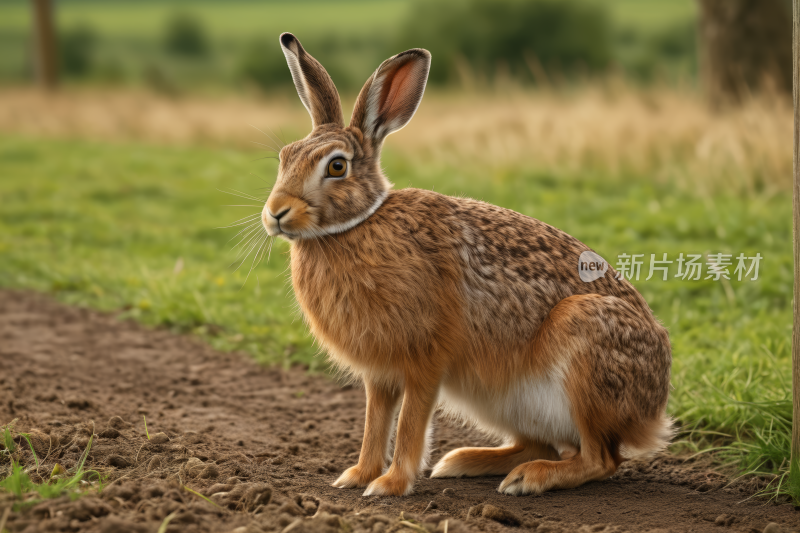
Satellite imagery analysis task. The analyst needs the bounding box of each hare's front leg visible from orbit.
[333,380,401,488]
[363,375,440,496]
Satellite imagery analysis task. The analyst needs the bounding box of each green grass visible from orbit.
[1,422,103,510]
[0,134,794,500]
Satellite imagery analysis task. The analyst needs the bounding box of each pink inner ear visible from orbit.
[379,60,416,118]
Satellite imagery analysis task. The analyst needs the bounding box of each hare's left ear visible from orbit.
[350,48,431,146]
[279,32,344,128]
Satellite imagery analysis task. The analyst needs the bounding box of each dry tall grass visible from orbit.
[0,85,790,194]
[417,90,790,195]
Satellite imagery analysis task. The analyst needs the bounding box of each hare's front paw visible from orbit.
[332,465,380,489]
[362,472,414,497]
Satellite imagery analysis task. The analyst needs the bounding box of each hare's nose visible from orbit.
[270,207,291,220]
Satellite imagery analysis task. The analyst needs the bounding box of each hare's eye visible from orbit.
[327,158,347,178]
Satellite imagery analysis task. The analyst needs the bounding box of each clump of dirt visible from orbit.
[0,290,798,533]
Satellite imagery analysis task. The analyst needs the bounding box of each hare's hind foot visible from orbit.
[430,440,560,479]
[498,444,618,495]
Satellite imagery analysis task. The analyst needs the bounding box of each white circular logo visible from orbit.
[578,251,608,282]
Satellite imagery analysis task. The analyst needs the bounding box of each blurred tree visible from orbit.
[163,12,209,57]
[60,24,97,78]
[698,0,791,103]
[396,0,611,86]
[237,38,290,92]
[621,21,698,83]
[31,0,57,88]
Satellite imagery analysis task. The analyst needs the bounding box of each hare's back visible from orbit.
[387,189,644,346]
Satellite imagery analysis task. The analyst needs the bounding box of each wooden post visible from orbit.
[31,0,57,89]
[792,0,800,496]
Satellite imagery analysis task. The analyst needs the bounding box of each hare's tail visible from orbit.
[619,414,675,460]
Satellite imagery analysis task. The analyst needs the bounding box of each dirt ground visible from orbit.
[1,290,798,533]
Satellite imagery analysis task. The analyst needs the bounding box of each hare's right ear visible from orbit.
[279,33,344,128]
[350,49,431,147]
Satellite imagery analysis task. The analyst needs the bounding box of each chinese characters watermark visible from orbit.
[578,252,762,282]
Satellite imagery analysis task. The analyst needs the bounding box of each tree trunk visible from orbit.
[698,0,791,103]
[31,0,57,89]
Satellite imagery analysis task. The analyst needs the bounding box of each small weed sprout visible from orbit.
[0,422,104,510]
[157,510,179,533]
[183,485,222,508]
[19,434,39,472]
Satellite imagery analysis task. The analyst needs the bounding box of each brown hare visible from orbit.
[262,33,672,497]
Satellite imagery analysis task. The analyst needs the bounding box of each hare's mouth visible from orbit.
[262,208,300,240]
[272,219,306,241]
[265,223,297,241]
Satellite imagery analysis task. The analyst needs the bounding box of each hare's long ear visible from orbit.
[279,32,344,128]
[350,48,431,146]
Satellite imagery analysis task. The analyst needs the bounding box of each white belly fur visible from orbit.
[438,369,580,452]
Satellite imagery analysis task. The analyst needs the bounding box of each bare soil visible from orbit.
[0,290,798,533]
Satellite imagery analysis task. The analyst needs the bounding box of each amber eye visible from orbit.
[327,158,347,178]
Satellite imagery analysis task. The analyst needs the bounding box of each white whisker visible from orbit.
[255,236,273,268]
[243,233,270,287]
[313,238,333,272]
[251,140,280,151]
[249,123,286,152]
[229,225,264,263]
[234,232,268,274]
[232,223,264,252]
[318,233,342,262]
[227,221,262,245]
[227,187,266,201]
[218,188,265,202]
[250,173,272,186]
[216,215,261,230]
[232,231,265,271]
[225,212,262,225]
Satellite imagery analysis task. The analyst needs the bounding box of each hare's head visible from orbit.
[263,33,431,240]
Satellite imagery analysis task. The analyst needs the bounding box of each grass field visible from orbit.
[0,82,793,496]
[0,0,694,36]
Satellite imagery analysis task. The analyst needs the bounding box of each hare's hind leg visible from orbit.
[498,438,618,495]
[497,294,672,495]
[431,440,559,478]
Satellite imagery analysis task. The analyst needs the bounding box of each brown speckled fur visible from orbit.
[262,33,672,497]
